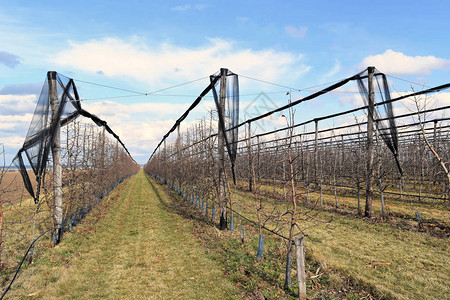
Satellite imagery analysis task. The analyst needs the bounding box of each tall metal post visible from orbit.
[314,120,318,188]
[257,135,261,189]
[163,138,167,183]
[218,68,228,230]
[177,124,181,188]
[433,119,437,148]
[48,71,63,245]
[365,66,375,218]
[247,122,253,192]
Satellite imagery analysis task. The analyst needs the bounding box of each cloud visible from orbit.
[323,60,342,79]
[0,113,33,130]
[0,51,21,68]
[83,101,190,119]
[359,50,450,75]
[0,135,26,150]
[0,94,38,115]
[51,37,311,87]
[172,4,207,11]
[0,82,43,95]
[79,100,206,163]
[0,114,34,154]
[46,37,312,163]
[389,91,450,119]
[285,25,308,38]
[434,92,450,107]
[236,17,249,23]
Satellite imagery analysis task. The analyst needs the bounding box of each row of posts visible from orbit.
[48,66,376,296]
[243,66,377,218]
[48,66,375,296]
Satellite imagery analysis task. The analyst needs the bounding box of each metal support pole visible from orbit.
[314,120,318,188]
[248,122,253,192]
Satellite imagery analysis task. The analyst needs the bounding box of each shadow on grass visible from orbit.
[144,175,301,299]
[144,175,219,228]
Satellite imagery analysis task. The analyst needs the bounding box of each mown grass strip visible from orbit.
[7,171,239,299]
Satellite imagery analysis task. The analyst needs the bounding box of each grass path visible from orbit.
[8,171,240,299]
[232,188,449,299]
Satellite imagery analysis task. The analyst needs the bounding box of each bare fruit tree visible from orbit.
[412,91,450,201]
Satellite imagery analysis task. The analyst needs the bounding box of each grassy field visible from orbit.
[0,170,51,277]
[3,170,449,299]
[5,171,240,299]
[225,186,449,299]
[236,179,449,237]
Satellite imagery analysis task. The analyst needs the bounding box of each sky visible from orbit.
[1,0,450,165]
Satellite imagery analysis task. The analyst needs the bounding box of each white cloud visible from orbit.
[1,135,25,149]
[0,113,34,124]
[323,60,342,79]
[172,4,191,11]
[236,17,249,23]
[78,100,210,162]
[83,101,190,119]
[0,94,37,115]
[285,25,308,38]
[434,92,450,107]
[172,4,207,11]
[392,91,450,120]
[0,114,34,151]
[359,50,450,75]
[51,37,310,87]
[42,37,312,163]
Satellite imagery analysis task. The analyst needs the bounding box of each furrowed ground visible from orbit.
[6,171,240,299]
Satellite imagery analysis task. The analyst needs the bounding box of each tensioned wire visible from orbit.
[73,76,209,101]
[70,73,428,102]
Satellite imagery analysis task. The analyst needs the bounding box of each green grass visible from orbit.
[228,186,450,299]
[238,179,449,235]
[6,170,449,299]
[6,171,240,299]
[152,178,379,299]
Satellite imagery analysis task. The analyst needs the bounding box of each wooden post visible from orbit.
[295,236,307,300]
[365,66,375,218]
[49,71,63,245]
[218,68,228,230]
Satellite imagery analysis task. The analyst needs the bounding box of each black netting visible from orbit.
[210,68,240,183]
[355,68,402,175]
[13,72,134,203]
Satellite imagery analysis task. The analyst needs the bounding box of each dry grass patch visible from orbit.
[6,171,240,299]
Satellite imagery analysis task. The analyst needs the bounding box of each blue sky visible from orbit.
[1,0,450,164]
